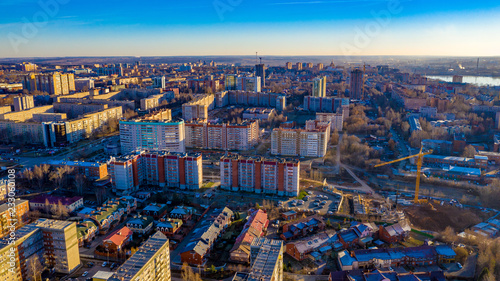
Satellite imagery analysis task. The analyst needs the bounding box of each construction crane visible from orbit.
[374,147,432,203]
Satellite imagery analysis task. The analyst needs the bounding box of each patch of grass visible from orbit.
[204,182,214,188]
[411,229,434,239]
[297,191,308,200]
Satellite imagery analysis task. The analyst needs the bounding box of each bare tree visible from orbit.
[74,174,87,195]
[33,165,50,191]
[181,262,203,281]
[26,254,44,281]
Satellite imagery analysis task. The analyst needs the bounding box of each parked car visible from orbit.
[82,272,89,277]
[102,262,108,267]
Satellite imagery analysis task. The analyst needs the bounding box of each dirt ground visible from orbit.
[403,203,491,232]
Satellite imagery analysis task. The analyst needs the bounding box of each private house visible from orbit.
[102,226,133,252]
[281,215,325,241]
[142,203,168,220]
[378,222,411,244]
[285,232,332,261]
[126,216,154,235]
[156,218,183,237]
[169,206,197,222]
[282,210,298,221]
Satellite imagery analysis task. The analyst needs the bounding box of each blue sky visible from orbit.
[0,0,499,57]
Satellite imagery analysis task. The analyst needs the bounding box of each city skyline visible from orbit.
[0,0,499,58]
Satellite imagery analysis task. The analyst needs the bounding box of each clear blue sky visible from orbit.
[0,0,499,58]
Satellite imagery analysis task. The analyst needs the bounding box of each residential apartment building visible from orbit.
[23,72,75,95]
[185,120,259,150]
[45,160,108,180]
[312,76,326,97]
[43,106,123,147]
[182,94,215,121]
[140,92,175,111]
[242,108,276,120]
[29,194,83,214]
[0,199,30,237]
[271,120,331,157]
[0,121,45,144]
[303,96,349,114]
[119,119,185,154]
[109,231,171,281]
[0,105,54,122]
[350,69,364,100]
[234,238,283,281]
[108,151,203,195]
[36,219,81,274]
[0,219,81,281]
[13,95,34,111]
[237,76,261,92]
[220,155,300,197]
[215,91,286,111]
[316,112,344,132]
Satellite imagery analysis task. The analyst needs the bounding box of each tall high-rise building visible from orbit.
[317,63,324,71]
[185,120,259,151]
[285,62,293,70]
[109,231,171,281]
[271,120,331,157]
[312,76,327,97]
[13,95,35,111]
[0,219,81,281]
[108,151,203,195]
[220,155,300,197]
[119,119,186,154]
[23,72,75,95]
[350,69,364,100]
[237,76,261,92]
[225,74,238,90]
[296,62,303,71]
[152,76,166,88]
[255,64,266,87]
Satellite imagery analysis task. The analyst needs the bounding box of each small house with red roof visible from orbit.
[101,226,133,252]
[229,209,269,263]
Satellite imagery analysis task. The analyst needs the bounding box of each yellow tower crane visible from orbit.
[374,147,432,203]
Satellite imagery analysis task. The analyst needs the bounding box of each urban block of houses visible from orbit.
[102,226,133,252]
[338,245,456,270]
[142,203,168,219]
[85,198,136,234]
[378,222,412,244]
[180,207,233,265]
[329,269,446,281]
[156,218,183,238]
[471,218,500,238]
[229,209,269,263]
[29,194,83,214]
[285,232,334,261]
[77,220,98,246]
[169,205,197,222]
[126,215,154,234]
[281,215,325,241]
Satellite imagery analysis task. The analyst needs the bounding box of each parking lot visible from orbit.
[279,189,343,215]
[67,259,116,281]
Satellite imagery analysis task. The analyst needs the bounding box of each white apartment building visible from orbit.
[119,119,185,154]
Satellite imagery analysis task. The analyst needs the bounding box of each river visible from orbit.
[426,75,500,86]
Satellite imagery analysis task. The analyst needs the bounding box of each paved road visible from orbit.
[340,163,380,199]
